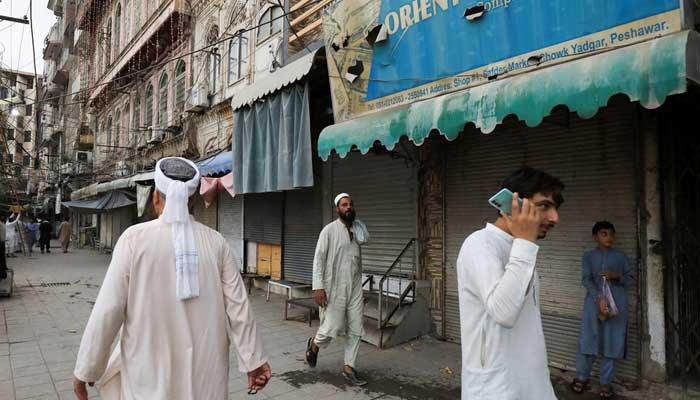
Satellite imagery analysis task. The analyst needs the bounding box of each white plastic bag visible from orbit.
[598,277,619,320]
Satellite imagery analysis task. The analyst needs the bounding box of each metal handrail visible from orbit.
[378,238,416,333]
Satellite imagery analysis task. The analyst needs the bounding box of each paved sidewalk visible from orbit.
[0,247,688,399]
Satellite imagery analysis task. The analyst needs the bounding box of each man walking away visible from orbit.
[572,221,633,399]
[457,167,564,400]
[306,193,369,386]
[73,157,271,400]
[58,216,72,253]
[25,218,38,254]
[39,217,52,254]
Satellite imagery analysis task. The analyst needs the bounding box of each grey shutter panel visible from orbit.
[283,187,323,283]
[244,192,283,244]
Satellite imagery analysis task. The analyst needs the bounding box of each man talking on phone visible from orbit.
[457,167,564,399]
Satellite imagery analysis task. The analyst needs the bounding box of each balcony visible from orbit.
[43,23,62,61]
[87,0,192,106]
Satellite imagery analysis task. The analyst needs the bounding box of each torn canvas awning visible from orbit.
[200,173,235,208]
[63,191,136,214]
[318,31,700,160]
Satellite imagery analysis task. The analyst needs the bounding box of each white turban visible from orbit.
[154,157,201,300]
[334,193,350,206]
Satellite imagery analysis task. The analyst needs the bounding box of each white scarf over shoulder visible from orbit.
[154,157,201,300]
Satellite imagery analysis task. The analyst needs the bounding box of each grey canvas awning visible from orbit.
[63,191,136,213]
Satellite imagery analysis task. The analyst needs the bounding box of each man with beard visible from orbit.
[305,193,369,386]
[457,167,564,400]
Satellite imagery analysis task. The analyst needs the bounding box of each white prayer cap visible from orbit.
[334,193,351,206]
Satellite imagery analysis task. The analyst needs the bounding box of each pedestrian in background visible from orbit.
[572,221,633,399]
[39,217,52,254]
[456,167,564,400]
[306,193,370,386]
[5,214,20,257]
[25,217,38,254]
[58,216,72,253]
[0,216,7,278]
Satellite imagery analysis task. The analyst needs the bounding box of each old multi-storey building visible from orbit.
[0,68,41,199]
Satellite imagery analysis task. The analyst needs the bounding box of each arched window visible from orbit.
[158,72,168,127]
[228,33,248,83]
[124,0,130,45]
[134,1,140,37]
[174,60,186,112]
[105,19,112,67]
[133,94,141,145]
[207,26,220,93]
[106,116,113,154]
[115,4,121,52]
[257,7,283,42]
[114,109,121,149]
[145,84,154,128]
[123,102,130,147]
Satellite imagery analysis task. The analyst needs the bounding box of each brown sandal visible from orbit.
[571,379,588,394]
[599,384,615,398]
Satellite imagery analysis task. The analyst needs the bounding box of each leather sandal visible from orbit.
[305,338,318,368]
[571,378,588,394]
[599,384,615,398]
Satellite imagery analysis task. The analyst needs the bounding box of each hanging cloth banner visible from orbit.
[199,173,235,208]
[136,184,153,217]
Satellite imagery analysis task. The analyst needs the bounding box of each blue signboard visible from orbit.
[367,0,679,99]
[322,0,682,121]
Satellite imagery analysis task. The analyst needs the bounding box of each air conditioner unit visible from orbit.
[75,150,93,163]
[147,126,163,144]
[60,162,74,175]
[185,82,210,113]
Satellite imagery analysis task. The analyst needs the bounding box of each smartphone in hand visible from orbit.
[488,188,523,216]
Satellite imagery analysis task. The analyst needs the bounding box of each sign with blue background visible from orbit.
[323,0,682,121]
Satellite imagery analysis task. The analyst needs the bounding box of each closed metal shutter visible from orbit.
[218,192,244,271]
[244,192,283,244]
[332,151,417,275]
[283,187,323,283]
[444,101,640,381]
[192,196,218,230]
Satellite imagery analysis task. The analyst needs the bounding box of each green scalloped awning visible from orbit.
[318,31,700,161]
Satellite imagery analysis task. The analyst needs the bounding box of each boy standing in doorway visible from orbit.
[572,221,633,398]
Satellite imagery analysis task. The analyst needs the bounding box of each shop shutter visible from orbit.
[218,192,244,271]
[283,187,323,283]
[444,100,640,381]
[244,192,283,244]
[331,151,417,275]
[192,195,217,230]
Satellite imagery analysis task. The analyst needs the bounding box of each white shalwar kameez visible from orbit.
[73,218,268,400]
[457,223,556,400]
[312,219,368,368]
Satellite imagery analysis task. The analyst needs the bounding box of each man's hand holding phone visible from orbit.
[501,192,541,243]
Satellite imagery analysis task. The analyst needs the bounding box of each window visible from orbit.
[6,129,14,140]
[145,84,154,128]
[106,117,113,153]
[207,26,220,93]
[105,19,112,67]
[174,61,186,112]
[0,87,8,99]
[115,4,122,52]
[133,95,141,145]
[228,34,248,83]
[123,102,130,146]
[26,77,33,88]
[25,104,32,116]
[23,155,30,167]
[34,156,40,170]
[115,110,121,149]
[134,1,140,37]
[257,7,283,42]
[24,131,31,143]
[9,74,16,88]
[158,72,168,127]
[124,0,130,44]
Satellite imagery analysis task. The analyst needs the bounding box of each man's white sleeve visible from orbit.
[74,234,131,383]
[312,227,329,290]
[465,238,539,328]
[221,243,268,373]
